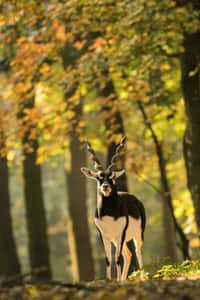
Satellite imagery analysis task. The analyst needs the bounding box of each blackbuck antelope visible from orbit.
[81,137,146,281]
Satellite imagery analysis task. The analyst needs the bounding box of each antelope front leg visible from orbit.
[121,244,132,280]
[116,254,122,281]
[102,238,112,280]
[113,240,122,281]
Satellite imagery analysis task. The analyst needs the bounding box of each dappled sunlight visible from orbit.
[0,1,199,298]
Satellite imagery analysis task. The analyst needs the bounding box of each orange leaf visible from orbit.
[74,40,86,50]
[89,37,107,50]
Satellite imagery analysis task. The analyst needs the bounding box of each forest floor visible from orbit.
[1,261,200,300]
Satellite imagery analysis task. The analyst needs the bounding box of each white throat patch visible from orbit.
[99,186,112,197]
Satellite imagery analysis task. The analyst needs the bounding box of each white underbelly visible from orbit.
[94,216,142,243]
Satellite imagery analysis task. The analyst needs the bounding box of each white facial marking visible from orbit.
[99,185,112,197]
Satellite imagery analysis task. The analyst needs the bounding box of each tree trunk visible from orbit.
[155,142,178,261]
[181,31,200,237]
[23,136,51,279]
[99,79,128,191]
[65,103,95,281]
[137,100,190,260]
[61,42,95,281]
[162,195,178,260]
[0,156,21,278]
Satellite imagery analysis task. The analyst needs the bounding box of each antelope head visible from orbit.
[81,137,126,197]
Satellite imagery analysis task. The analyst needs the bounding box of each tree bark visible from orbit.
[23,140,52,280]
[65,103,95,281]
[61,44,94,281]
[0,156,21,278]
[161,194,178,260]
[137,100,190,260]
[23,142,52,280]
[154,141,178,261]
[21,97,51,281]
[181,30,200,237]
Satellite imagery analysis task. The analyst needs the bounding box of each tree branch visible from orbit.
[137,100,190,259]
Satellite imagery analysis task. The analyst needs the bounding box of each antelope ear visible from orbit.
[114,169,125,179]
[80,167,97,180]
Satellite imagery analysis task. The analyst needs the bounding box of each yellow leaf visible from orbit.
[160,63,171,71]
[66,110,75,120]
[40,63,51,75]
[7,150,15,161]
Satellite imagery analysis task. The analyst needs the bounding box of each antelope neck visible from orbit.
[96,190,121,219]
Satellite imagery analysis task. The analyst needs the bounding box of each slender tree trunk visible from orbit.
[23,140,51,280]
[0,156,21,278]
[66,131,95,281]
[181,30,200,237]
[65,103,95,281]
[137,100,190,259]
[61,44,94,281]
[21,96,51,280]
[161,194,178,260]
[99,79,128,191]
[154,140,178,261]
[155,142,178,261]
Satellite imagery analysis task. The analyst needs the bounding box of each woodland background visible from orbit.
[0,0,200,284]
